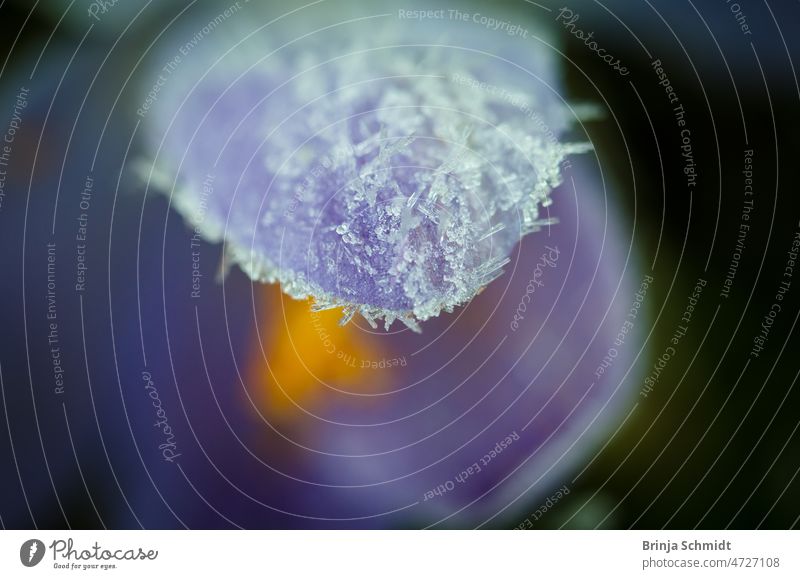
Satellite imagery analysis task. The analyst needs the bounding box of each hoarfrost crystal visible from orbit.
[141,10,588,330]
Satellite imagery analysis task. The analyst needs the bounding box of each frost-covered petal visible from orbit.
[141,7,586,328]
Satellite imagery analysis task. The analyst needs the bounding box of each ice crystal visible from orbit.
[141,9,589,330]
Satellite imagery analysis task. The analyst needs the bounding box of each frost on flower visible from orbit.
[140,9,589,330]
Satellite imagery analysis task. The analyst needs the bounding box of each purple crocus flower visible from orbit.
[135,2,643,528]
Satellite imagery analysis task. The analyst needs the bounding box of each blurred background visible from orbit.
[0,0,798,529]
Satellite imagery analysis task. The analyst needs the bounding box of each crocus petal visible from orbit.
[142,7,587,329]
